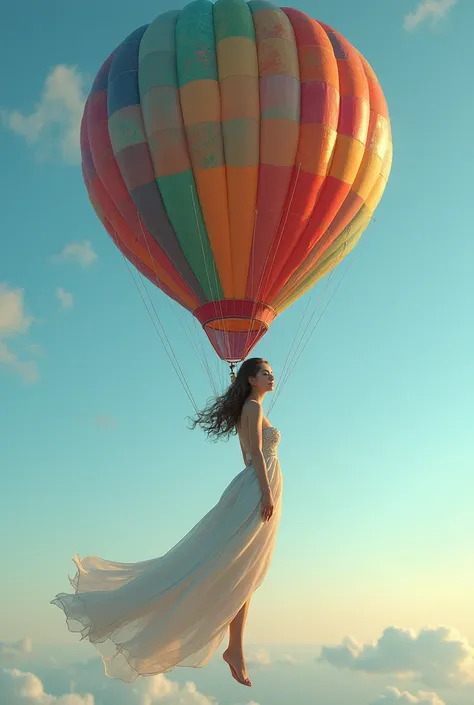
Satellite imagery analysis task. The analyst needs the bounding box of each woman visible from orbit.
[51,358,282,687]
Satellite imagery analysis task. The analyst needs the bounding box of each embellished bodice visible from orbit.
[245,426,281,464]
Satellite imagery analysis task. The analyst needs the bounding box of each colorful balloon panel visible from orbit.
[81,0,392,362]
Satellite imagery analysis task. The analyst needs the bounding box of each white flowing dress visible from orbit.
[51,426,282,682]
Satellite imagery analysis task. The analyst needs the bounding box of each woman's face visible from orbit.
[250,362,274,394]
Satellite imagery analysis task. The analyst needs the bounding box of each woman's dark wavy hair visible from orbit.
[189,357,267,441]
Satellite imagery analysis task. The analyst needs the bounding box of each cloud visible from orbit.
[56,288,74,310]
[0,637,32,659]
[143,675,257,705]
[0,342,38,384]
[0,284,38,383]
[0,668,94,704]
[247,648,296,668]
[247,649,272,667]
[370,686,446,705]
[318,626,474,687]
[0,284,33,336]
[93,415,117,429]
[143,674,217,705]
[1,65,86,164]
[53,241,97,267]
[404,0,456,31]
[0,653,262,705]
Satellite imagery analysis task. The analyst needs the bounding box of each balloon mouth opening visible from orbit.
[193,300,276,363]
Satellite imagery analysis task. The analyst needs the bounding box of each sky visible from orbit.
[1,0,473,704]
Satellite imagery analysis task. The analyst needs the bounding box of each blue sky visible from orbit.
[1,1,473,704]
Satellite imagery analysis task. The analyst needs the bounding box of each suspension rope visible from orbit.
[268,264,339,415]
[122,255,200,413]
[268,236,364,414]
[242,208,259,360]
[138,215,219,397]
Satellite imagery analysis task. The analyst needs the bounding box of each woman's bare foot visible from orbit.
[223,649,252,687]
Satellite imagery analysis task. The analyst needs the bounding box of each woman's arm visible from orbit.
[246,400,271,495]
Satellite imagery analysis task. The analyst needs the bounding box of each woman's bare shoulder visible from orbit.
[241,399,262,425]
[242,399,262,414]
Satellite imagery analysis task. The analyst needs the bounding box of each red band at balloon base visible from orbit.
[193,300,276,363]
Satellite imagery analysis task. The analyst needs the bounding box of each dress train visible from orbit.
[51,427,283,682]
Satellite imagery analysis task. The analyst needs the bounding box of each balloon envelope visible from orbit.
[81,0,392,362]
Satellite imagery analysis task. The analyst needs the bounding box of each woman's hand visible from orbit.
[260,487,274,522]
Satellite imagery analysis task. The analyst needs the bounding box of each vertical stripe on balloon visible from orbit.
[107,25,207,303]
[214,0,260,299]
[272,44,393,307]
[245,0,300,300]
[85,51,200,310]
[260,7,339,300]
[176,0,234,299]
[82,92,200,310]
[265,21,371,303]
[139,9,223,301]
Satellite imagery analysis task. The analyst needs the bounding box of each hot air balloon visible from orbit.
[82,0,392,364]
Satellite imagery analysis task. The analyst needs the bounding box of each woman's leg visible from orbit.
[223,599,252,686]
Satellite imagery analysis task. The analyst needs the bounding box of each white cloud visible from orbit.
[0,284,33,336]
[0,284,38,383]
[318,626,474,687]
[247,649,271,667]
[370,686,446,705]
[404,0,456,31]
[142,674,216,705]
[0,655,223,705]
[56,288,74,310]
[144,675,259,705]
[247,648,297,668]
[0,637,32,659]
[0,342,38,384]
[53,241,97,267]
[1,65,86,164]
[0,668,94,704]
